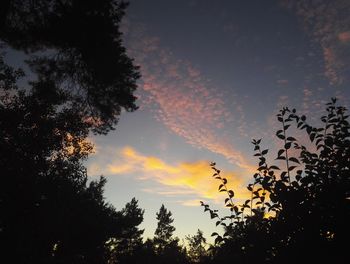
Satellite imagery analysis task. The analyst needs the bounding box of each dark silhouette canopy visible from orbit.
[0,0,140,134]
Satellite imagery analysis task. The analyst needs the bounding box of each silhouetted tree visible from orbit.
[150,205,188,264]
[0,0,140,134]
[154,204,176,250]
[106,198,145,264]
[0,0,141,262]
[186,229,209,263]
[0,78,127,262]
[202,98,350,264]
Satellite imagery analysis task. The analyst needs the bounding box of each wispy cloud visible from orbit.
[88,146,251,205]
[338,31,350,43]
[281,0,350,85]
[122,23,253,171]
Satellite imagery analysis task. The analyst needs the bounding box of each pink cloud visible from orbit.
[338,31,350,43]
[276,79,289,85]
[282,0,350,85]
[123,25,253,172]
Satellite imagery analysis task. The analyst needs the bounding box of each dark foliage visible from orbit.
[202,99,350,264]
[151,204,189,264]
[154,204,176,246]
[186,229,208,263]
[0,59,142,262]
[106,198,145,264]
[0,1,142,262]
[0,0,140,134]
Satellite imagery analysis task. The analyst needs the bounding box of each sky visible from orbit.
[83,0,350,242]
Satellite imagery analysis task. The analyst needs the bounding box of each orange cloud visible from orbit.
[90,146,251,205]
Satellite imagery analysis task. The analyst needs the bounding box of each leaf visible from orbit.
[280,171,287,179]
[289,157,300,164]
[278,149,285,156]
[218,184,224,191]
[269,165,280,170]
[214,236,223,244]
[228,190,234,198]
[277,134,285,140]
[261,149,268,155]
[288,166,297,171]
[211,232,219,237]
[284,142,291,149]
[210,211,218,219]
[310,133,315,142]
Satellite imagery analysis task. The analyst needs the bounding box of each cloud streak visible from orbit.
[88,146,251,205]
[282,0,350,85]
[122,23,254,171]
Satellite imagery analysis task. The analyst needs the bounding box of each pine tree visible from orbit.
[186,229,208,263]
[154,204,176,244]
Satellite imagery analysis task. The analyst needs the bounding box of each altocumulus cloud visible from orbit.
[121,21,254,172]
[282,0,350,85]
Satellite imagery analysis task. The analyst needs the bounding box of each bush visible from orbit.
[202,98,350,263]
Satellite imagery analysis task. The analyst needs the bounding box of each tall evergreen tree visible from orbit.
[154,204,176,246]
[106,198,145,263]
[151,205,189,264]
[186,229,208,263]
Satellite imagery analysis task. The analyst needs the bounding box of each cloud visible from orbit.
[281,0,350,85]
[122,23,254,172]
[338,31,350,43]
[276,79,289,85]
[88,146,251,205]
[179,199,203,207]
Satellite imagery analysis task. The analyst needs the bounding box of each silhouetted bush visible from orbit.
[202,98,350,263]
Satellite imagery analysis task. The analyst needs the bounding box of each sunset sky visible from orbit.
[84,0,350,241]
